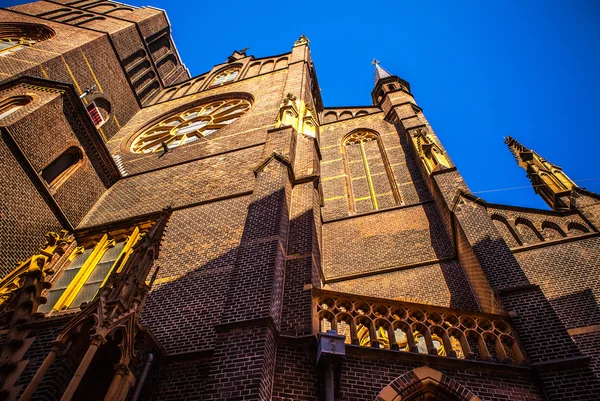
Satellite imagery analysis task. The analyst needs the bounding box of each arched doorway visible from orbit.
[376,367,482,401]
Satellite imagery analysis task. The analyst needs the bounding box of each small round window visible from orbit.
[130,98,251,153]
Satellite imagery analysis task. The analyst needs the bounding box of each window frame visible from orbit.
[341,130,401,214]
[41,146,84,191]
[209,68,240,87]
[43,227,141,313]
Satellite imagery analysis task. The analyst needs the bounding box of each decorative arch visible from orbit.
[323,111,337,123]
[339,110,352,120]
[376,367,482,401]
[245,62,261,77]
[541,221,566,240]
[274,57,288,69]
[567,222,589,235]
[515,217,543,244]
[259,60,274,74]
[0,23,55,56]
[341,129,400,213]
[490,214,522,247]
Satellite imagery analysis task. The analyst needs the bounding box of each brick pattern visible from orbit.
[323,203,453,279]
[3,3,600,400]
[281,182,319,336]
[15,323,76,401]
[324,259,477,310]
[488,205,593,247]
[150,358,210,401]
[0,134,62,278]
[6,91,107,226]
[573,331,600,379]
[272,341,318,401]
[0,8,141,140]
[141,196,250,354]
[105,69,287,176]
[320,112,430,221]
[273,341,543,401]
[79,146,260,227]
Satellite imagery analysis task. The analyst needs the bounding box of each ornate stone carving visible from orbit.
[315,289,527,366]
[411,128,451,174]
[294,34,310,47]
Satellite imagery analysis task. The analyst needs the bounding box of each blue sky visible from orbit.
[6,0,600,209]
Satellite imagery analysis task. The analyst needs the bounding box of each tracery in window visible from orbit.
[41,146,83,190]
[0,23,55,56]
[130,98,251,153]
[39,227,141,314]
[0,95,32,120]
[342,130,400,213]
[210,68,240,87]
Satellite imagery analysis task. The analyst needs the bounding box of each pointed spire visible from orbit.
[505,136,577,210]
[372,59,391,82]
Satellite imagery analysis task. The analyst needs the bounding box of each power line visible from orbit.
[471,177,600,195]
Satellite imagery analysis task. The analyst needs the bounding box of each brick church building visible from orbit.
[0,1,599,400]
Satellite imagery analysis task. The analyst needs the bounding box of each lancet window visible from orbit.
[342,130,400,213]
[39,227,142,313]
[210,68,240,87]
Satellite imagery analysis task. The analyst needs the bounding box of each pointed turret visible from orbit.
[373,59,392,82]
[505,136,577,210]
[370,59,411,106]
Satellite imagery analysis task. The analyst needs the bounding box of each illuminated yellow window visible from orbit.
[342,130,400,214]
[0,23,55,56]
[210,68,240,87]
[39,228,141,314]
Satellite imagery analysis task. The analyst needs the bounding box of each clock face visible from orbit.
[130,98,251,153]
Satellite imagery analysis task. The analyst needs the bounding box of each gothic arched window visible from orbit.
[210,68,240,87]
[0,23,55,56]
[41,146,83,190]
[342,130,400,213]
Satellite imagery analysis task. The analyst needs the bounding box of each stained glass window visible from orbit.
[130,99,251,153]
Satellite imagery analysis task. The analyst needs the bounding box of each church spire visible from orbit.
[372,59,392,82]
[370,59,411,106]
[505,136,577,210]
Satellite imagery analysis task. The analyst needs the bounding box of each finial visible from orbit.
[236,47,250,55]
[371,58,380,66]
[294,34,310,47]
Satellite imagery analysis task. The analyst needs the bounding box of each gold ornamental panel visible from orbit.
[130,99,251,153]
